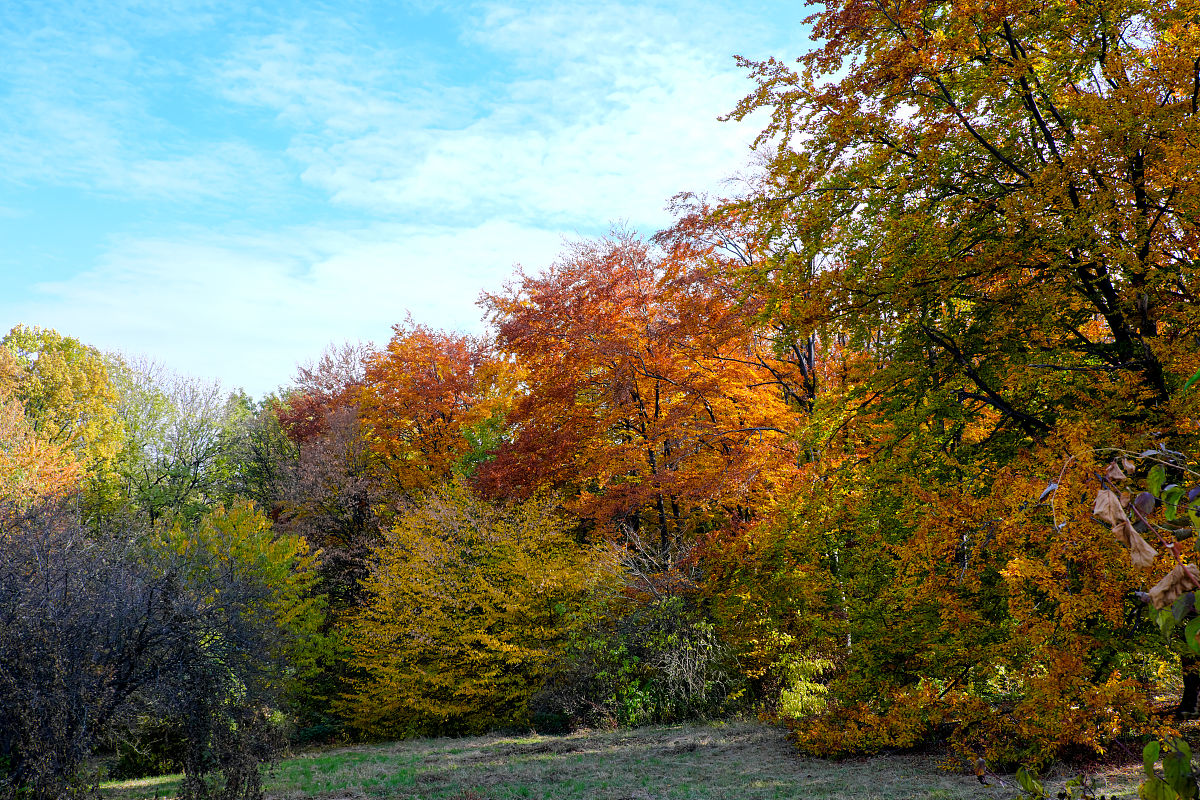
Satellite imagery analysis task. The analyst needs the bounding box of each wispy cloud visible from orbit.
[10,220,565,394]
[215,2,779,227]
[1,0,807,393]
[0,1,289,204]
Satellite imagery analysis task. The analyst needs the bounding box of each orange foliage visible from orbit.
[0,347,81,503]
[358,320,516,494]
[481,231,800,566]
[683,0,1200,767]
[0,398,81,504]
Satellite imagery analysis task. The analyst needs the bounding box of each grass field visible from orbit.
[99,720,1145,800]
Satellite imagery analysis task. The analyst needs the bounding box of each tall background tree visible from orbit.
[482,231,800,576]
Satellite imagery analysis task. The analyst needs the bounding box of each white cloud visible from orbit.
[215,2,769,227]
[1,1,811,394]
[0,4,290,204]
[9,220,564,396]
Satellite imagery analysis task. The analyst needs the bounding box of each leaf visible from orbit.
[1172,591,1195,622]
[1151,565,1200,610]
[1106,460,1130,483]
[1093,489,1126,526]
[1150,464,1168,498]
[1160,608,1177,638]
[1164,744,1187,787]
[1140,776,1178,800]
[1135,491,1158,519]
[1183,365,1200,394]
[1016,765,1040,794]
[1037,483,1058,503]
[1129,528,1159,568]
[1097,481,1159,565]
[1186,617,1200,654]
[1147,741,1163,778]
[1165,486,1186,521]
[1175,737,1192,766]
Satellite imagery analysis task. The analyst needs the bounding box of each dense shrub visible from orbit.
[0,498,318,800]
[533,594,744,728]
[340,480,613,738]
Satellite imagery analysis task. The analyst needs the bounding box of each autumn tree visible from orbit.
[270,343,384,607]
[726,0,1200,429]
[276,342,371,445]
[481,231,800,576]
[358,320,516,495]
[1,326,121,472]
[0,349,80,504]
[339,479,613,738]
[702,0,1200,765]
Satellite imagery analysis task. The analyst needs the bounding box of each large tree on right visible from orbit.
[715,0,1200,767]
[730,0,1200,422]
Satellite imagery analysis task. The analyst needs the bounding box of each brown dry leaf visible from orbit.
[1093,489,1126,527]
[1128,529,1158,568]
[1111,517,1134,547]
[1123,458,1136,472]
[1105,460,1129,482]
[1099,494,1158,566]
[1149,563,1200,609]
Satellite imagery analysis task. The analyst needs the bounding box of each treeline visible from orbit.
[9,0,1200,795]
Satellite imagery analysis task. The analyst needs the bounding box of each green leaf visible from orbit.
[1183,365,1200,394]
[1016,766,1041,795]
[1166,486,1186,521]
[1186,618,1200,654]
[1142,776,1181,800]
[1150,465,1168,498]
[1176,736,1193,765]
[1148,741,1163,778]
[1160,608,1178,638]
[1166,750,1186,786]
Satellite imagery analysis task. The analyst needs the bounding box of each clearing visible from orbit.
[100,719,1144,800]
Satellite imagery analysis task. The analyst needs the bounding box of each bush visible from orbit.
[534,594,744,728]
[107,719,187,780]
[340,480,613,739]
[0,499,317,800]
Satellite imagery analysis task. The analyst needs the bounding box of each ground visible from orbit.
[100,720,1145,800]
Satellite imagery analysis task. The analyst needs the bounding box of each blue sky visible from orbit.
[0,0,807,397]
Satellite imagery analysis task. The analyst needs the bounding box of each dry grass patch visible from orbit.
[100,720,1144,800]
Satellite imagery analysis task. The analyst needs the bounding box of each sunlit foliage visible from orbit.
[340,479,615,738]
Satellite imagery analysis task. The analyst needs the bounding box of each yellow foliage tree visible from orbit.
[2,325,121,471]
[341,480,615,738]
[0,347,82,504]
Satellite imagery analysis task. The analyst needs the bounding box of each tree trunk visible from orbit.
[1178,654,1200,719]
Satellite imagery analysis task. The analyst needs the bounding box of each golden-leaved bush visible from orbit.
[340,480,615,738]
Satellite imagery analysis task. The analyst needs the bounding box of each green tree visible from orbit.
[108,357,244,524]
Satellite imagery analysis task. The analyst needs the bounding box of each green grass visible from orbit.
[99,720,1144,800]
